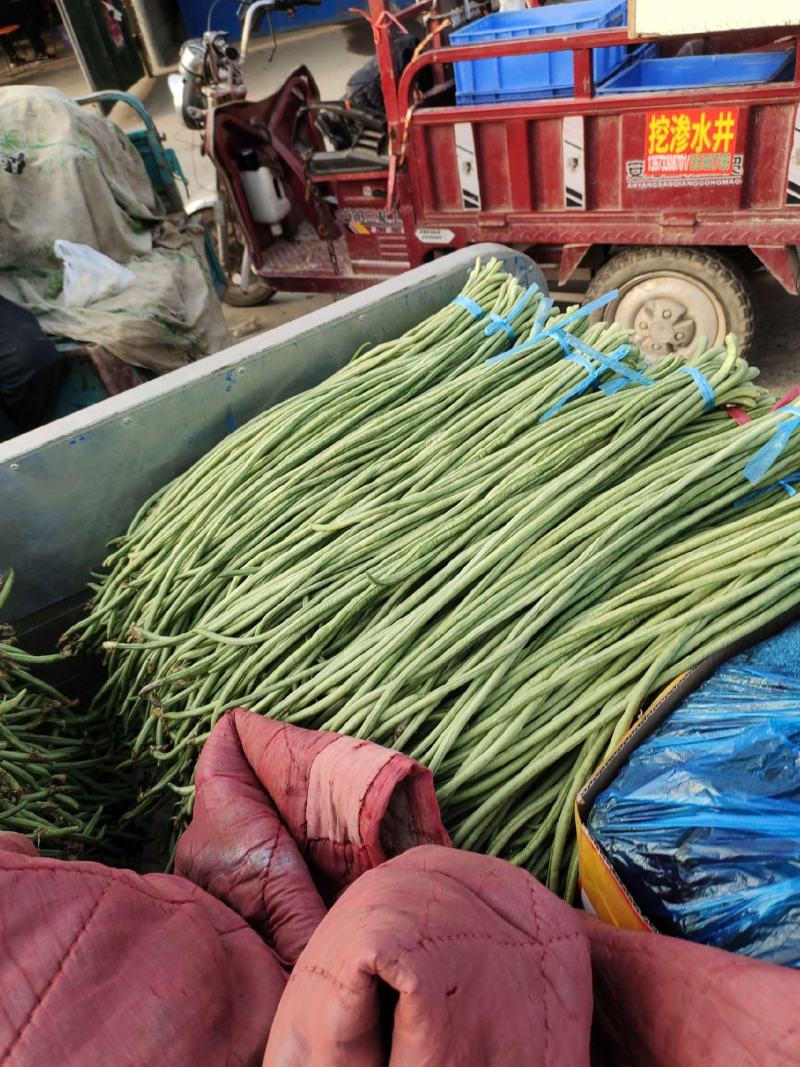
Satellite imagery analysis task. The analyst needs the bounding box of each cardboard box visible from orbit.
[574,606,800,931]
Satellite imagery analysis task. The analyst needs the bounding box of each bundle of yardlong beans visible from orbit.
[0,572,114,856]
[67,257,800,893]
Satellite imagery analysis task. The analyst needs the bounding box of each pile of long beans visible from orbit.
[67,257,800,892]
[0,572,114,856]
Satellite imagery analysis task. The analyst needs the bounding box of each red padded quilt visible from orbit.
[2,709,798,1066]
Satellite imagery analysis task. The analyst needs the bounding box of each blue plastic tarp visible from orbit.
[588,620,800,967]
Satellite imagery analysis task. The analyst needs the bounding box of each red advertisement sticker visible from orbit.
[645,108,740,177]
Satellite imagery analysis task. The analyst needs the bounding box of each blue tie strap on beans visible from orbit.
[553,331,571,357]
[539,341,649,422]
[735,470,800,508]
[538,289,619,339]
[450,295,485,319]
[483,282,540,342]
[599,377,630,397]
[531,296,554,338]
[484,288,616,367]
[678,366,716,412]
[484,332,542,367]
[595,343,651,396]
[743,406,800,485]
[484,312,517,341]
[540,352,600,422]
[560,337,650,387]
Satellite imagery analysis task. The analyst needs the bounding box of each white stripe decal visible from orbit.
[562,115,586,210]
[454,123,482,211]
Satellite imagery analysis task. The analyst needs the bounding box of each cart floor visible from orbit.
[258,222,352,277]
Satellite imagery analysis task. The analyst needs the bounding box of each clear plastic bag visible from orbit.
[54,239,135,308]
[588,620,800,967]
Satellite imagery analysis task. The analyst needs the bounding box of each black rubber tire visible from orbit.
[189,205,276,309]
[584,246,755,358]
[222,280,276,308]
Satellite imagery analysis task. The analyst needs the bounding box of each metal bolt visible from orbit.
[662,309,672,319]
[123,417,132,426]
[358,314,366,322]
[9,463,18,472]
[237,367,246,375]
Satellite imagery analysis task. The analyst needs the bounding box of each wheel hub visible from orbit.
[610,272,726,361]
[636,297,696,354]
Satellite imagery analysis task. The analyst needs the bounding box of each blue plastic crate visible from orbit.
[455,84,574,106]
[451,0,628,105]
[456,41,659,106]
[596,50,794,95]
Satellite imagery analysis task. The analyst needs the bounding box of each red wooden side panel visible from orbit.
[586,114,621,211]
[474,122,512,212]
[421,125,461,212]
[407,99,800,242]
[505,119,533,213]
[529,119,564,212]
[745,103,796,208]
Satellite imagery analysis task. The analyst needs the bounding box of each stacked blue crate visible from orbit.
[596,51,794,95]
[451,0,630,106]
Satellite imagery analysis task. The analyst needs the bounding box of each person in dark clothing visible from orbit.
[0,296,64,441]
[0,28,23,66]
[0,0,49,63]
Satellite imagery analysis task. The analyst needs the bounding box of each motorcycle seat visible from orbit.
[309,148,390,175]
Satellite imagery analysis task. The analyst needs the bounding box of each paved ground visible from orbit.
[3,28,799,392]
[749,273,800,396]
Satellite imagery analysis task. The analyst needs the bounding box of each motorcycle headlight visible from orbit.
[179,38,207,78]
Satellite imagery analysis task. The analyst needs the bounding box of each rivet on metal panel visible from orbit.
[358,314,366,322]
[123,417,132,426]
[237,367,246,375]
[9,464,18,471]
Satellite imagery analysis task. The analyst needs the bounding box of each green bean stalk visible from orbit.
[65,257,800,895]
[0,572,119,857]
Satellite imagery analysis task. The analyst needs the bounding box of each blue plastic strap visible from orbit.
[510,283,541,321]
[450,295,485,319]
[538,289,619,339]
[539,340,649,422]
[743,406,800,485]
[483,282,540,342]
[531,296,554,337]
[553,329,571,356]
[483,289,619,369]
[483,293,578,367]
[735,471,800,508]
[484,311,517,342]
[679,366,716,413]
[562,337,651,387]
[600,377,630,396]
[540,352,600,422]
